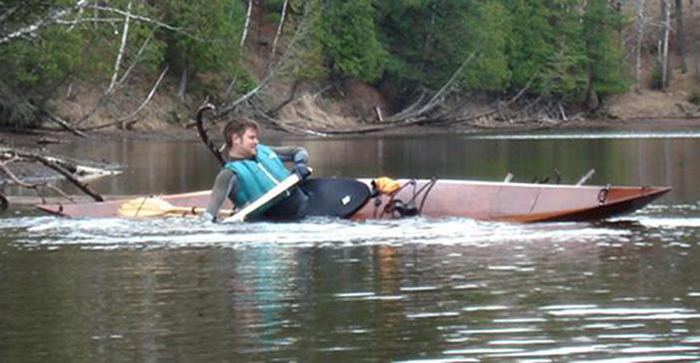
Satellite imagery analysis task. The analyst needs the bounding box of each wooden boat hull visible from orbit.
[35,178,671,223]
[350,179,671,223]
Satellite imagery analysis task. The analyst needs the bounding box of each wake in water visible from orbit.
[467,130,700,140]
[0,213,629,250]
[2,201,698,250]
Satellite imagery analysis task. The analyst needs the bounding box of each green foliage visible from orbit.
[583,0,628,97]
[282,0,327,82]
[0,0,637,128]
[540,0,589,100]
[377,0,509,94]
[462,2,510,92]
[0,0,165,127]
[503,0,550,88]
[159,0,245,79]
[319,0,387,82]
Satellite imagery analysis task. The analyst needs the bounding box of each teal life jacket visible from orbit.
[224,144,291,216]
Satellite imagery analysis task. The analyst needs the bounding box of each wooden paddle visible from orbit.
[118,196,231,218]
[223,171,305,223]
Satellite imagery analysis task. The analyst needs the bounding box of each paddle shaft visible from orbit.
[118,197,233,218]
[162,206,234,216]
[223,173,302,223]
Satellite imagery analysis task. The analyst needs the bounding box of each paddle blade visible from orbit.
[118,197,179,217]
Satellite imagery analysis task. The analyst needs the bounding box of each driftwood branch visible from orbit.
[32,155,104,202]
[29,104,88,137]
[0,148,105,202]
[0,147,114,204]
[0,157,74,203]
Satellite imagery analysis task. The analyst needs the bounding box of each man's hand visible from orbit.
[293,163,312,180]
[200,211,216,223]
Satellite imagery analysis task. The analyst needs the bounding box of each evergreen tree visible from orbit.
[583,0,627,104]
[158,0,246,97]
[283,0,327,82]
[538,0,589,100]
[377,0,509,96]
[502,0,554,91]
[319,0,386,82]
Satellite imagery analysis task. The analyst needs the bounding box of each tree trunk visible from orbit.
[676,0,687,73]
[177,58,188,102]
[240,0,253,47]
[634,0,647,91]
[661,0,671,90]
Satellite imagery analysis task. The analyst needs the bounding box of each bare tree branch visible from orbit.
[37,107,88,137]
[220,10,308,116]
[86,5,185,35]
[0,0,88,45]
[413,49,478,116]
[0,158,74,204]
[119,65,168,122]
[73,27,157,128]
[81,66,169,131]
[1,147,111,203]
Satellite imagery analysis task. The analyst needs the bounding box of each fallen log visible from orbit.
[1,147,117,206]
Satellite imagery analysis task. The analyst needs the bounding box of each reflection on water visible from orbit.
[2,207,700,362]
[2,128,700,361]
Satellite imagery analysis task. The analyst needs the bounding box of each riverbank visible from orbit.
[4,114,700,150]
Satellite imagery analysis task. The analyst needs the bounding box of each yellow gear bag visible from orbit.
[372,177,401,195]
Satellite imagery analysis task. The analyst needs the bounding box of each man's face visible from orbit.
[232,127,259,158]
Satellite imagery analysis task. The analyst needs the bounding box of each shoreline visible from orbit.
[3,116,700,145]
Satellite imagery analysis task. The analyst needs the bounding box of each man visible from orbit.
[202,117,311,222]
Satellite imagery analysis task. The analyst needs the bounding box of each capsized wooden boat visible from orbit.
[35,178,671,223]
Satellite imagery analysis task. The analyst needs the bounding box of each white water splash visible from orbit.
[1,214,628,250]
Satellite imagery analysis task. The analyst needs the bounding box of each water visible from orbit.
[2,126,700,362]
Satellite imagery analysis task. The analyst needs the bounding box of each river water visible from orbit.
[2,126,700,362]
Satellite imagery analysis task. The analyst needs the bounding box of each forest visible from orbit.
[0,0,698,133]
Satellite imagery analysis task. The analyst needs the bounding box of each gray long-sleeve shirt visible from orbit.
[204,146,308,221]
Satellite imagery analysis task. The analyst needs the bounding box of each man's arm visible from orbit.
[271,146,311,179]
[203,168,239,222]
[271,146,308,164]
